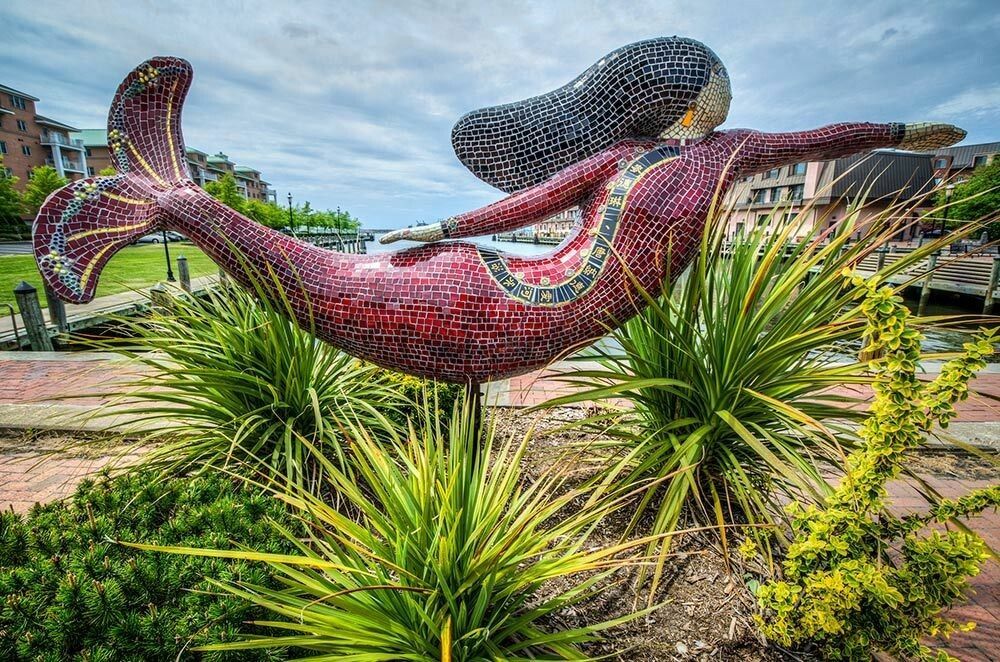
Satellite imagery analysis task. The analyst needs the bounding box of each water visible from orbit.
[365,232,555,256]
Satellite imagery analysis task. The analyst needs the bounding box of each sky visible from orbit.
[2,0,998,229]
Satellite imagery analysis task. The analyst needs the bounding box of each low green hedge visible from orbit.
[378,370,464,428]
[0,470,300,661]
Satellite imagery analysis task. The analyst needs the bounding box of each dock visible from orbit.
[0,275,219,350]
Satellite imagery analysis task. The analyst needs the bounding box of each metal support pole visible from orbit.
[13,281,53,351]
[177,255,191,293]
[43,282,68,334]
[985,256,1000,315]
[917,252,939,317]
[162,229,175,282]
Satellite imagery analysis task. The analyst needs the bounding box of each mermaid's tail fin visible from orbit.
[33,57,193,303]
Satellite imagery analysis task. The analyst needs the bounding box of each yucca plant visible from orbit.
[544,180,980,593]
[95,278,405,490]
[130,399,666,659]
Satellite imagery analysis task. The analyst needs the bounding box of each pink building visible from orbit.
[723,150,935,240]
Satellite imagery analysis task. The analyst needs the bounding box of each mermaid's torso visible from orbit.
[277,139,733,382]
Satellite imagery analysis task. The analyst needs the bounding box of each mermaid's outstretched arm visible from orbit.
[380,139,654,244]
[731,122,965,176]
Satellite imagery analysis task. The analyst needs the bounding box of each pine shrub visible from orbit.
[0,470,300,660]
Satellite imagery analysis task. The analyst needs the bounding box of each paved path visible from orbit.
[0,352,996,659]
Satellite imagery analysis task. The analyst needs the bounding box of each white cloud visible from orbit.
[931,85,1000,119]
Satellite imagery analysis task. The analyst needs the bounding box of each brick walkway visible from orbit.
[0,352,997,658]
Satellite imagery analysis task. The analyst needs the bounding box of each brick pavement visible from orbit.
[0,352,997,658]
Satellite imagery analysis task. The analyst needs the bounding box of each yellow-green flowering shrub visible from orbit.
[755,274,999,661]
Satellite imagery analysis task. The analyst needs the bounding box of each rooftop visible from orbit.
[35,115,80,132]
[185,146,208,156]
[0,83,39,102]
[929,141,1000,168]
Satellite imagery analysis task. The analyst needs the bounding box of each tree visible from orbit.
[0,157,24,238]
[244,199,287,230]
[941,157,1000,239]
[21,166,67,218]
[98,166,118,177]
[204,173,244,213]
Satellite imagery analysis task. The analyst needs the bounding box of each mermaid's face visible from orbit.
[658,60,732,141]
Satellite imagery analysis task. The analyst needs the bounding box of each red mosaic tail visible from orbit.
[32,57,194,304]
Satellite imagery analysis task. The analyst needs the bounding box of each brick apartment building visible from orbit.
[73,130,275,202]
[0,83,88,187]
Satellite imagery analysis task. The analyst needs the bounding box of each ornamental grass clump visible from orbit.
[755,274,999,661]
[97,279,406,490]
[133,401,660,659]
[543,185,966,593]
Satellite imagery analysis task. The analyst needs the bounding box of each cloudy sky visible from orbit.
[3,0,998,228]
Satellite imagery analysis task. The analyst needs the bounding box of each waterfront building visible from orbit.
[0,83,88,185]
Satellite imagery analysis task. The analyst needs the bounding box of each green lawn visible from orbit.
[0,243,218,312]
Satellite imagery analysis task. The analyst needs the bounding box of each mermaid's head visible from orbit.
[452,37,731,194]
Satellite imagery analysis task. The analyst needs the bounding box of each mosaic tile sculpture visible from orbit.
[33,38,965,383]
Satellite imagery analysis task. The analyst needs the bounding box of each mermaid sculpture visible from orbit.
[32,37,964,383]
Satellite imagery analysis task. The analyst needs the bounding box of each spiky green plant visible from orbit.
[131,400,667,659]
[543,183,979,593]
[96,280,405,490]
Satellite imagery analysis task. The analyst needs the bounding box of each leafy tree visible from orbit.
[21,165,67,217]
[0,157,23,234]
[204,172,245,213]
[97,166,117,177]
[244,199,287,230]
[940,157,1000,239]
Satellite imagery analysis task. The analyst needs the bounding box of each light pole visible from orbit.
[161,229,175,282]
[940,183,955,239]
[287,192,294,233]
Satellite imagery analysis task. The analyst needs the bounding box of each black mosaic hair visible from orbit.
[451,36,727,194]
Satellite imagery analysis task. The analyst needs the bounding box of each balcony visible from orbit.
[40,132,86,151]
[45,157,86,173]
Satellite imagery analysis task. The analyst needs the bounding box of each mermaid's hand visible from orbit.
[379,222,445,245]
[898,122,966,151]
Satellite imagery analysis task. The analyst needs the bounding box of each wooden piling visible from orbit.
[876,245,888,272]
[149,283,171,314]
[43,282,68,334]
[985,256,1000,315]
[917,252,939,317]
[13,281,53,351]
[177,255,191,292]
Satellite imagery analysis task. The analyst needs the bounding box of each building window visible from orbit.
[753,189,767,204]
[26,169,33,179]
[788,162,806,176]
[788,184,804,201]
[87,166,95,176]
[16,119,27,132]
[770,187,782,202]
[763,168,780,179]
[973,155,988,168]
[85,147,92,157]
[933,177,943,186]
[9,95,26,110]
[21,145,31,156]
[757,213,770,226]
[933,158,948,169]
[2,167,11,178]
[0,141,6,154]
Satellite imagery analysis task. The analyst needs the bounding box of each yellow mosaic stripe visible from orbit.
[80,242,118,290]
[67,221,151,243]
[100,191,154,205]
[166,79,183,180]
[128,143,169,187]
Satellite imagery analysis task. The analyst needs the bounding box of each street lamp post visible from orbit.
[287,192,294,233]
[161,229,175,282]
